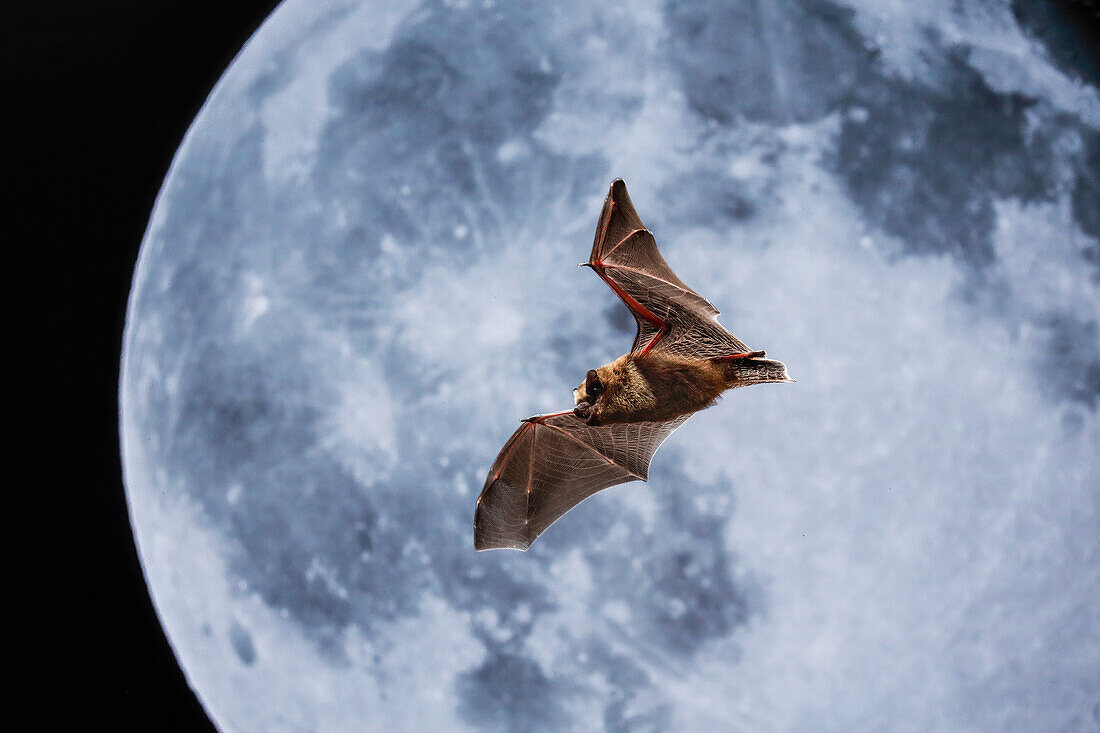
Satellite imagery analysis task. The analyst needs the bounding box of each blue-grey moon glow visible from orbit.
[121,1,1099,730]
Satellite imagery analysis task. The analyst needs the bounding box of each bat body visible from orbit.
[474,179,792,551]
[572,350,788,427]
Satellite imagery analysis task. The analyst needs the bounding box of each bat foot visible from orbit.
[717,350,766,360]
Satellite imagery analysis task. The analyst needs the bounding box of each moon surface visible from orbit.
[121,0,1100,730]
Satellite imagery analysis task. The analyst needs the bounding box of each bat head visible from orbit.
[574,368,605,405]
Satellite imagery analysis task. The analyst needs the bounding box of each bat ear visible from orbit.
[586,369,603,394]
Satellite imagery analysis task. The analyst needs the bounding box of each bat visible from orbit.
[473,179,792,551]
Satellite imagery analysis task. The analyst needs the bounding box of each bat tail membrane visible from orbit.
[720,357,794,387]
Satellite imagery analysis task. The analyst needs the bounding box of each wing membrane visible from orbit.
[474,411,688,551]
[588,179,754,359]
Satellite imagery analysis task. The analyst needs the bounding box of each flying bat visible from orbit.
[473,179,792,551]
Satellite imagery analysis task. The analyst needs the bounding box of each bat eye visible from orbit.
[586,369,603,395]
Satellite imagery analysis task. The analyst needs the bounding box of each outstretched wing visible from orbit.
[474,411,689,551]
[588,179,754,360]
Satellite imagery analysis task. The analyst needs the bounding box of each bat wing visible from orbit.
[588,179,755,360]
[474,410,689,551]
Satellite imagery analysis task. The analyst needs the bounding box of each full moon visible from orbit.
[121,0,1100,730]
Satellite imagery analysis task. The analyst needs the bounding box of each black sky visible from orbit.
[10,2,276,729]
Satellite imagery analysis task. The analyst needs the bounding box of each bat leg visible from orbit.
[717,350,766,360]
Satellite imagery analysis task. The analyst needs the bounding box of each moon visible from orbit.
[121,0,1100,730]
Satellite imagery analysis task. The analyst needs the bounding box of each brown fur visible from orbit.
[575,352,790,426]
